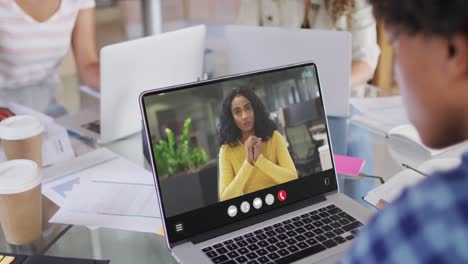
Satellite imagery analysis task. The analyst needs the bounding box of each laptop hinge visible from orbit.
[190,195,326,244]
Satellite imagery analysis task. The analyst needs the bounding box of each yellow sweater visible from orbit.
[219,131,298,201]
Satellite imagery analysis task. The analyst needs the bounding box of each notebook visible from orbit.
[363,158,462,209]
[350,96,456,165]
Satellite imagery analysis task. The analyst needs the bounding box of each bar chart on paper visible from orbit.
[45,148,162,233]
[50,181,162,233]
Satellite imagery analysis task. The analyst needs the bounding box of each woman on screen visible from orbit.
[218,87,298,201]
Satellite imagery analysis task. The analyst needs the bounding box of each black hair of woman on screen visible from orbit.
[219,87,277,147]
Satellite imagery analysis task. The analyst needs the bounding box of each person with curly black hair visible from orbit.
[218,87,298,201]
[341,0,468,263]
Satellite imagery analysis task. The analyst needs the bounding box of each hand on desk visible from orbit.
[0,107,14,121]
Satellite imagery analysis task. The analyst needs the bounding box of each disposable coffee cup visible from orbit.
[0,115,44,166]
[0,160,42,245]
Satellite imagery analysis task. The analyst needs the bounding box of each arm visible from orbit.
[254,132,298,184]
[218,146,256,201]
[349,0,381,86]
[72,7,100,91]
[351,60,374,87]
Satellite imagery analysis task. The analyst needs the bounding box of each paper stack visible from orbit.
[350,96,449,164]
[363,158,462,209]
[43,148,162,234]
[350,96,409,134]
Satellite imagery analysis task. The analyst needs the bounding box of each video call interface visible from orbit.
[144,65,333,218]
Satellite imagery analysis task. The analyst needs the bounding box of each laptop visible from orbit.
[57,25,206,144]
[140,62,371,264]
[225,25,351,117]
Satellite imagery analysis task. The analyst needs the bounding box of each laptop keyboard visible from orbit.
[201,205,362,264]
[81,120,101,134]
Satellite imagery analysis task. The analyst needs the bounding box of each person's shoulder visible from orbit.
[68,0,95,10]
[220,144,230,151]
[272,130,285,139]
[59,0,94,12]
[269,130,283,143]
[272,130,282,138]
[220,143,241,153]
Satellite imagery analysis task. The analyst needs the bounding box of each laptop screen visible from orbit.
[141,62,337,244]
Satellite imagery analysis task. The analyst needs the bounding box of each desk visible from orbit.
[0,22,459,263]
[35,120,381,263]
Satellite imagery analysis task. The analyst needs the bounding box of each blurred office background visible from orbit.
[59,0,241,112]
[59,0,397,114]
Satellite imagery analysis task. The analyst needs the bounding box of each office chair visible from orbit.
[282,98,325,176]
[284,124,321,177]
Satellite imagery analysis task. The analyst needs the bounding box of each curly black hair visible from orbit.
[219,87,277,147]
[369,0,468,37]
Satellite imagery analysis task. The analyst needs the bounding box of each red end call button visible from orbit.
[277,190,287,202]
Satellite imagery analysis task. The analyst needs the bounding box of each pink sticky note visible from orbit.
[333,155,366,176]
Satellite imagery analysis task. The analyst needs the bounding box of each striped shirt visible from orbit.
[0,0,95,90]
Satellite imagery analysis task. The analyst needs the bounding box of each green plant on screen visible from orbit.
[153,118,208,177]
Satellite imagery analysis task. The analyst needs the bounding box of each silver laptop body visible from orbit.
[57,25,206,144]
[225,25,352,118]
[140,62,371,264]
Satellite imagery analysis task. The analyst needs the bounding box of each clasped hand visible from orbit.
[245,136,262,165]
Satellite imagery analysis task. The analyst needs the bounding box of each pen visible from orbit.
[402,163,429,177]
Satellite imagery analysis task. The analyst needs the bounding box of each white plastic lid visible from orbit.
[0,160,41,194]
[0,115,44,140]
